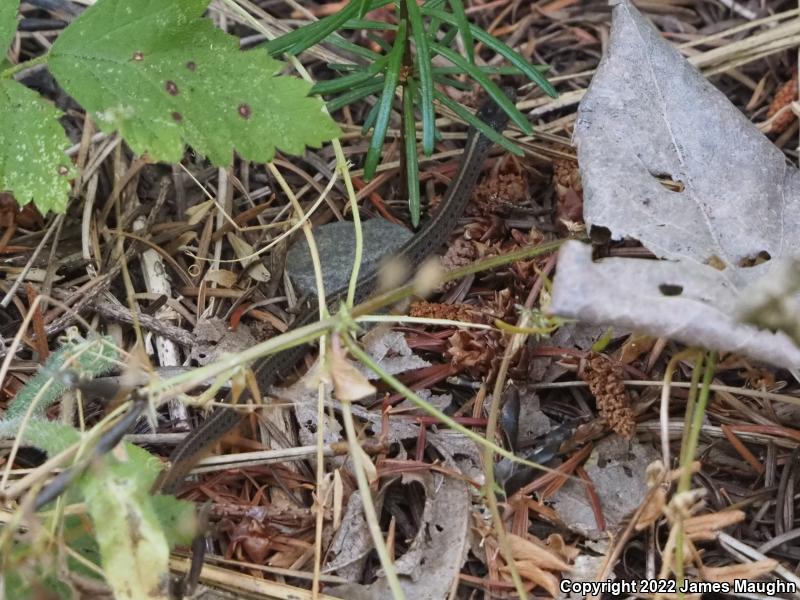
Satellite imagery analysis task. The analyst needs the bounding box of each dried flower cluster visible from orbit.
[447,289,515,378]
[581,352,635,438]
[409,300,484,323]
[767,68,798,135]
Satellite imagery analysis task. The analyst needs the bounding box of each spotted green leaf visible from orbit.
[49,0,340,166]
[1,0,19,52]
[0,80,74,213]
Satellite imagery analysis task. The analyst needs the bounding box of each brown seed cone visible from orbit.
[580,352,635,438]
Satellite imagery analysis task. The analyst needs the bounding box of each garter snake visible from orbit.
[156,91,513,494]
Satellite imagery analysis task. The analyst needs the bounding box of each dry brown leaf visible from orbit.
[185,198,214,225]
[545,534,581,563]
[506,533,572,572]
[701,559,779,582]
[684,510,745,539]
[204,269,238,287]
[506,560,559,598]
[226,232,271,282]
[328,347,376,402]
[634,486,667,531]
[618,333,656,364]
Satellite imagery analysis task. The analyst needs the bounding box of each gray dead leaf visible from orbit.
[553,242,800,368]
[286,218,412,296]
[550,0,800,368]
[327,471,471,600]
[325,487,390,579]
[551,436,658,540]
[190,317,257,366]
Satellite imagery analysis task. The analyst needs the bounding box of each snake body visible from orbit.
[157,92,512,493]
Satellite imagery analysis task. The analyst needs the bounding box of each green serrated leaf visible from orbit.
[49,0,340,166]
[0,79,74,213]
[1,0,19,53]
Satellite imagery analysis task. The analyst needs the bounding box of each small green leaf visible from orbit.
[0,80,74,213]
[326,77,385,113]
[423,6,558,98]
[406,0,434,156]
[403,82,420,227]
[361,99,381,135]
[432,43,532,134]
[265,0,361,56]
[363,19,406,180]
[152,494,200,548]
[433,90,523,156]
[1,0,19,53]
[341,19,398,31]
[49,0,340,166]
[446,0,473,63]
[591,328,615,353]
[311,54,389,96]
[327,34,383,62]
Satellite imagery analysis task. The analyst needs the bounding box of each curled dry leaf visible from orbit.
[683,509,746,541]
[550,0,800,369]
[503,533,575,598]
[700,560,779,583]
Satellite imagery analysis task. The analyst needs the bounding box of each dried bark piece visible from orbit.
[580,352,635,438]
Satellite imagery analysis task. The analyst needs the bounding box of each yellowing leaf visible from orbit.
[80,443,197,600]
[48,0,340,166]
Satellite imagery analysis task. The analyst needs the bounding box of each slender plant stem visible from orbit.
[679,351,717,493]
[338,336,405,599]
[674,350,717,593]
[483,317,532,600]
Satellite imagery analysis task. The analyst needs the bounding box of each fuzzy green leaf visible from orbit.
[4,335,118,422]
[49,0,340,166]
[0,80,74,213]
[1,0,19,52]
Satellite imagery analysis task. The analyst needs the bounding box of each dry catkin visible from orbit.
[581,352,635,438]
